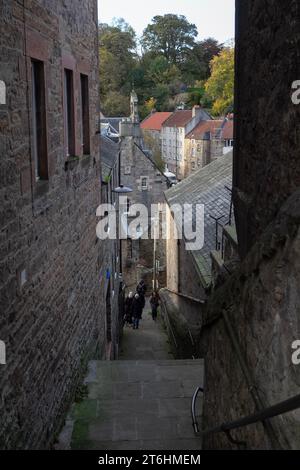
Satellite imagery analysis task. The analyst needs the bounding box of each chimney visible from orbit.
[192,105,201,118]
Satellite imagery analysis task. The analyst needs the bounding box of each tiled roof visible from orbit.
[186,119,234,140]
[164,151,233,288]
[186,120,223,139]
[222,119,234,140]
[162,110,193,128]
[140,112,172,131]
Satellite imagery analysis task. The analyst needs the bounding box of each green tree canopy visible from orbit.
[101,91,130,117]
[99,20,137,100]
[141,14,198,64]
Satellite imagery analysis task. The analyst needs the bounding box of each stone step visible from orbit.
[67,359,204,450]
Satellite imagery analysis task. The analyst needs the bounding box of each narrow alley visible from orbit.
[57,302,204,450]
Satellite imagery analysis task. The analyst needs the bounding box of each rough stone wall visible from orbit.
[234,0,300,258]
[201,1,300,449]
[202,188,300,449]
[183,139,210,178]
[0,0,108,449]
[166,206,204,299]
[120,137,168,292]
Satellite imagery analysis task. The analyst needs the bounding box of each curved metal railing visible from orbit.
[191,387,300,447]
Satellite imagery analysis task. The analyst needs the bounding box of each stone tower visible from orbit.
[120,90,141,139]
[130,89,139,124]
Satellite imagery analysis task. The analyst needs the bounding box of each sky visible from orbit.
[98,0,235,44]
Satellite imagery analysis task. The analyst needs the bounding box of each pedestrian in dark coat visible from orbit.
[137,279,146,296]
[150,292,159,321]
[132,293,141,329]
[124,292,133,325]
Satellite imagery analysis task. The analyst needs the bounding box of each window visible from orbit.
[64,69,75,156]
[127,198,131,213]
[31,60,48,180]
[141,177,148,190]
[80,74,90,155]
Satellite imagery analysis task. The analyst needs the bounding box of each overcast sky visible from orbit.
[98,0,235,44]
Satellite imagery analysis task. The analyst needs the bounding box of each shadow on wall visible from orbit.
[159,288,204,359]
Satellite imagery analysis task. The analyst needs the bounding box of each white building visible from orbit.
[161,106,211,180]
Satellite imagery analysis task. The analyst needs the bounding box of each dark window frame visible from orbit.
[64,68,75,157]
[80,74,90,155]
[31,59,48,181]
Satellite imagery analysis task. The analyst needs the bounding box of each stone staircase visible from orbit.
[58,359,204,450]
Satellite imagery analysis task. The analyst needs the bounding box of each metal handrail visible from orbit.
[191,387,300,447]
[191,386,204,434]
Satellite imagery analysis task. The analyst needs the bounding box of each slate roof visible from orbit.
[140,112,172,131]
[100,117,123,133]
[100,135,119,180]
[162,110,193,128]
[164,151,233,288]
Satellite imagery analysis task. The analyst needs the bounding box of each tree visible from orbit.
[101,91,130,117]
[204,47,234,116]
[181,38,223,83]
[99,20,137,102]
[141,14,197,65]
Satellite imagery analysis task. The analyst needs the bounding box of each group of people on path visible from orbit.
[123,280,160,330]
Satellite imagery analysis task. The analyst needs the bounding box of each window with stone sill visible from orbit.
[141,177,148,190]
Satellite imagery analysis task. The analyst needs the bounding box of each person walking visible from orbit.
[150,291,160,321]
[123,292,133,326]
[132,293,141,330]
[136,280,146,319]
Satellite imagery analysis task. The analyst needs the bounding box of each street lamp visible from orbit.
[112,184,132,194]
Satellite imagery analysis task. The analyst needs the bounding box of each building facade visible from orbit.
[120,138,168,293]
[184,118,234,178]
[0,0,116,449]
[161,106,210,180]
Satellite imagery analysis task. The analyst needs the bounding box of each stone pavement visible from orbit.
[119,306,174,360]
[57,305,204,450]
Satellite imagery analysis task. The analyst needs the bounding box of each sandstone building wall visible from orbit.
[0,0,110,449]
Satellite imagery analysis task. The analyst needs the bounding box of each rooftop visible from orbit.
[100,117,123,133]
[186,118,234,140]
[140,112,172,131]
[165,151,233,288]
[100,135,119,181]
[162,110,193,128]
